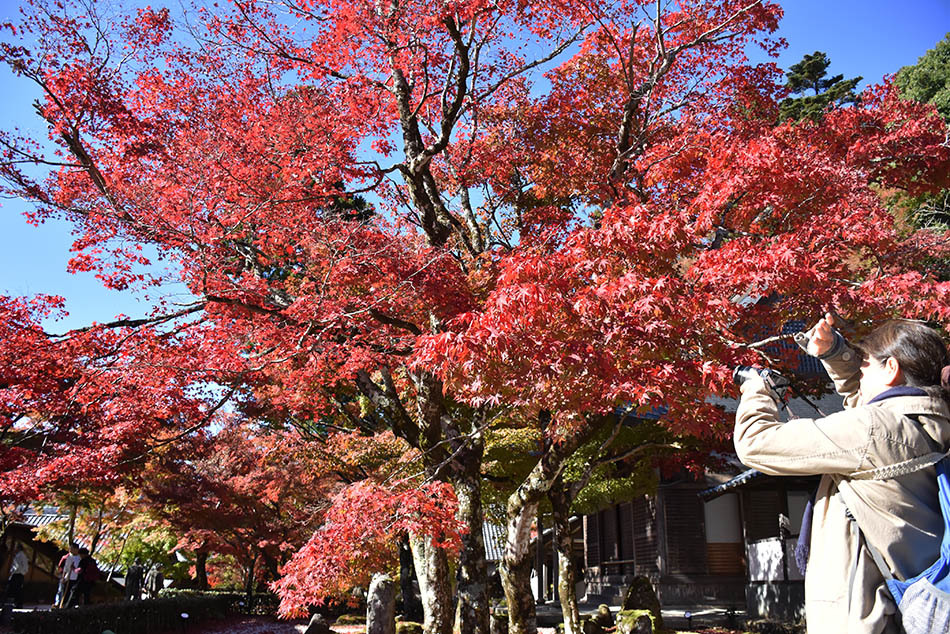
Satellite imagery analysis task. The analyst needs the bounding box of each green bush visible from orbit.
[158,589,279,615]
[616,609,658,633]
[11,596,231,634]
[396,621,424,634]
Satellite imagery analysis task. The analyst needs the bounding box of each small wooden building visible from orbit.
[579,469,747,608]
[700,469,820,621]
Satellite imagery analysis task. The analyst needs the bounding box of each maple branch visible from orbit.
[367,309,423,336]
[671,1,763,55]
[564,415,623,498]
[576,0,633,87]
[222,0,365,85]
[595,441,683,467]
[740,333,795,349]
[472,26,586,106]
[49,303,208,338]
[318,390,379,436]
[58,126,132,222]
[716,330,781,364]
[115,382,241,468]
[204,294,293,320]
[609,0,764,190]
[424,16,469,159]
[0,136,83,169]
[410,408,508,485]
[355,369,419,447]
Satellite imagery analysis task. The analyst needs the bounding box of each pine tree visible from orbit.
[779,51,862,121]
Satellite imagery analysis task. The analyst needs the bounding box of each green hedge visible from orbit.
[11,596,231,634]
[158,589,279,615]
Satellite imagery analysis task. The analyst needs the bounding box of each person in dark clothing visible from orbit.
[125,559,144,601]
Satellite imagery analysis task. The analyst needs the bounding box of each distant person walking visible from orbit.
[67,548,100,607]
[54,542,80,608]
[124,559,144,601]
[144,564,164,599]
[6,544,28,608]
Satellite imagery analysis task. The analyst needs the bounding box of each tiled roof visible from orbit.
[483,521,506,562]
[19,511,69,528]
[698,468,763,500]
[13,508,123,573]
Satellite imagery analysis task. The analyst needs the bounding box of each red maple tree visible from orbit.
[1,1,949,633]
[141,422,400,602]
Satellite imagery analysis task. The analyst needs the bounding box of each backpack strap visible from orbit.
[850,412,948,481]
[838,479,906,632]
[849,449,950,481]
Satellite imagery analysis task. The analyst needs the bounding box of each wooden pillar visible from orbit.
[738,491,750,580]
[28,543,37,582]
[778,485,790,582]
[597,509,606,573]
[536,512,545,604]
[552,524,558,601]
[615,504,623,561]
[655,493,669,576]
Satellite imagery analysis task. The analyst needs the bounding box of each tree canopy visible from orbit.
[1,2,949,632]
[896,33,950,122]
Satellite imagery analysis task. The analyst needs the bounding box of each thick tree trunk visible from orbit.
[550,475,580,634]
[262,552,280,581]
[367,573,397,634]
[244,551,258,609]
[67,504,77,548]
[357,369,487,634]
[195,550,209,590]
[410,531,453,634]
[399,535,423,621]
[500,497,540,634]
[500,412,599,634]
[452,440,490,634]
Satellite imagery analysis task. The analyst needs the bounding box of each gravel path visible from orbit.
[189,619,560,634]
[189,616,345,633]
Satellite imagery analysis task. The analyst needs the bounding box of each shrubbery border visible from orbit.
[10,592,278,634]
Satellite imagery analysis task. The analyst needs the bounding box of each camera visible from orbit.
[733,365,791,398]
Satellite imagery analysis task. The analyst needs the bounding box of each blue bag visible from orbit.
[842,456,950,634]
[878,459,950,633]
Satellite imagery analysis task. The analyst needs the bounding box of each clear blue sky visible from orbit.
[0,0,947,331]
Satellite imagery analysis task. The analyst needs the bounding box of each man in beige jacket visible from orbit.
[735,316,950,633]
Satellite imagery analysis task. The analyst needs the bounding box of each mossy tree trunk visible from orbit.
[549,474,581,634]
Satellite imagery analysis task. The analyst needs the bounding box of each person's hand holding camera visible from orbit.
[733,365,791,400]
[805,312,837,357]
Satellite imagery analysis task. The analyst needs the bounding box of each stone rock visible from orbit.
[619,576,663,631]
[615,610,653,634]
[367,573,397,634]
[580,614,603,634]
[591,604,613,628]
[582,604,614,634]
[396,621,424,634]
[490,610,509,634]
[305,614,333,634]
